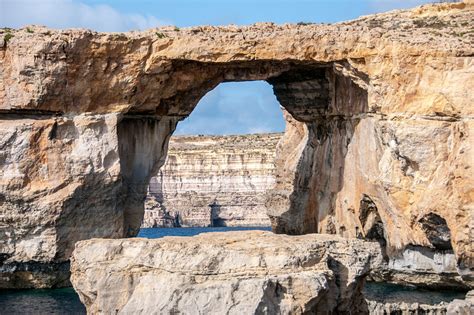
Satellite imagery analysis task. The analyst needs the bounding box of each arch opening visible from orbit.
[142,80,285,228]
[116,59,372,238]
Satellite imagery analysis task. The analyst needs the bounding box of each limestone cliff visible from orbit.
[71,231,383,314]
[0,2,472,288]
[142,133,280,228]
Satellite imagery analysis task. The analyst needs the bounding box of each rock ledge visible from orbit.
[71,231,383,314]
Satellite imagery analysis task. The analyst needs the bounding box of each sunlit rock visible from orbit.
[142,133,280,228]
[0,1,472,288]
[70,231,383,314]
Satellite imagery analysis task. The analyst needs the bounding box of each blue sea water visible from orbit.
[0,288,86,315]
[137,226,272,238]
[0,226,467,314]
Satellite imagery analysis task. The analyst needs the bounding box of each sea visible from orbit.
[0,226,467,314]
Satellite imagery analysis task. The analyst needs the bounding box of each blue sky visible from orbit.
[69,0,433,28]
[0,1,434,30]
[176,82,286,135]
[1,0,432,135]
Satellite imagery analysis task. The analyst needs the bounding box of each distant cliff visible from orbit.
[142,133,282,228]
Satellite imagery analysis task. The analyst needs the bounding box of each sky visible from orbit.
[1,0,433,135]
[176,82,286,135]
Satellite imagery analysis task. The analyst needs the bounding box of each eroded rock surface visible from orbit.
[366,289,474,315]
[0,1,473,288]
[0,114,177,288]
[70,231,383,314]
[142,133,280,228]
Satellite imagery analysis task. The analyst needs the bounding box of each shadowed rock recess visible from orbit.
[0,0,473,296]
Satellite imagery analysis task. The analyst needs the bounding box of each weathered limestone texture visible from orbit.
[142,133,280,228]
[447,290,474,315]
[367,301,451,315]
[0,2,473,288]
[381,246,464,289]
[0,114,177,288]
[366,289,474,315]
[71,231,383,314]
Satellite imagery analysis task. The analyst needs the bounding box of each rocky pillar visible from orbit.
[118,116,179,237]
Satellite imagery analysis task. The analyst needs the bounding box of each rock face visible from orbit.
[70,231,383,314]
[367,301,457,315]
[367,301,450,315]
[366,289,474,315]
[447,290,474,315]
[0,2,473,288]
[142,133,280,228]
[0,114,177,288]
[382,246,465,289]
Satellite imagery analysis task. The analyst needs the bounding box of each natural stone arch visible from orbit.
[1,2,472,288]
[115,59,367,237]
[142,81,284,229]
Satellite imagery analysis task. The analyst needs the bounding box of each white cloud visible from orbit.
[0,0,167,32]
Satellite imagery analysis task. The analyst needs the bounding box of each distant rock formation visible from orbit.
[141,133,281,228]
[71,231,383,314]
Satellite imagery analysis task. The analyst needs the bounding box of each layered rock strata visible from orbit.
[374,246,466,289]
[0,2,473,288]
[142,133,280,228]
[71,231,383,314]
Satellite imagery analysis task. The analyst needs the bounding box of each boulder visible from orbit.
[71,231,383,314]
